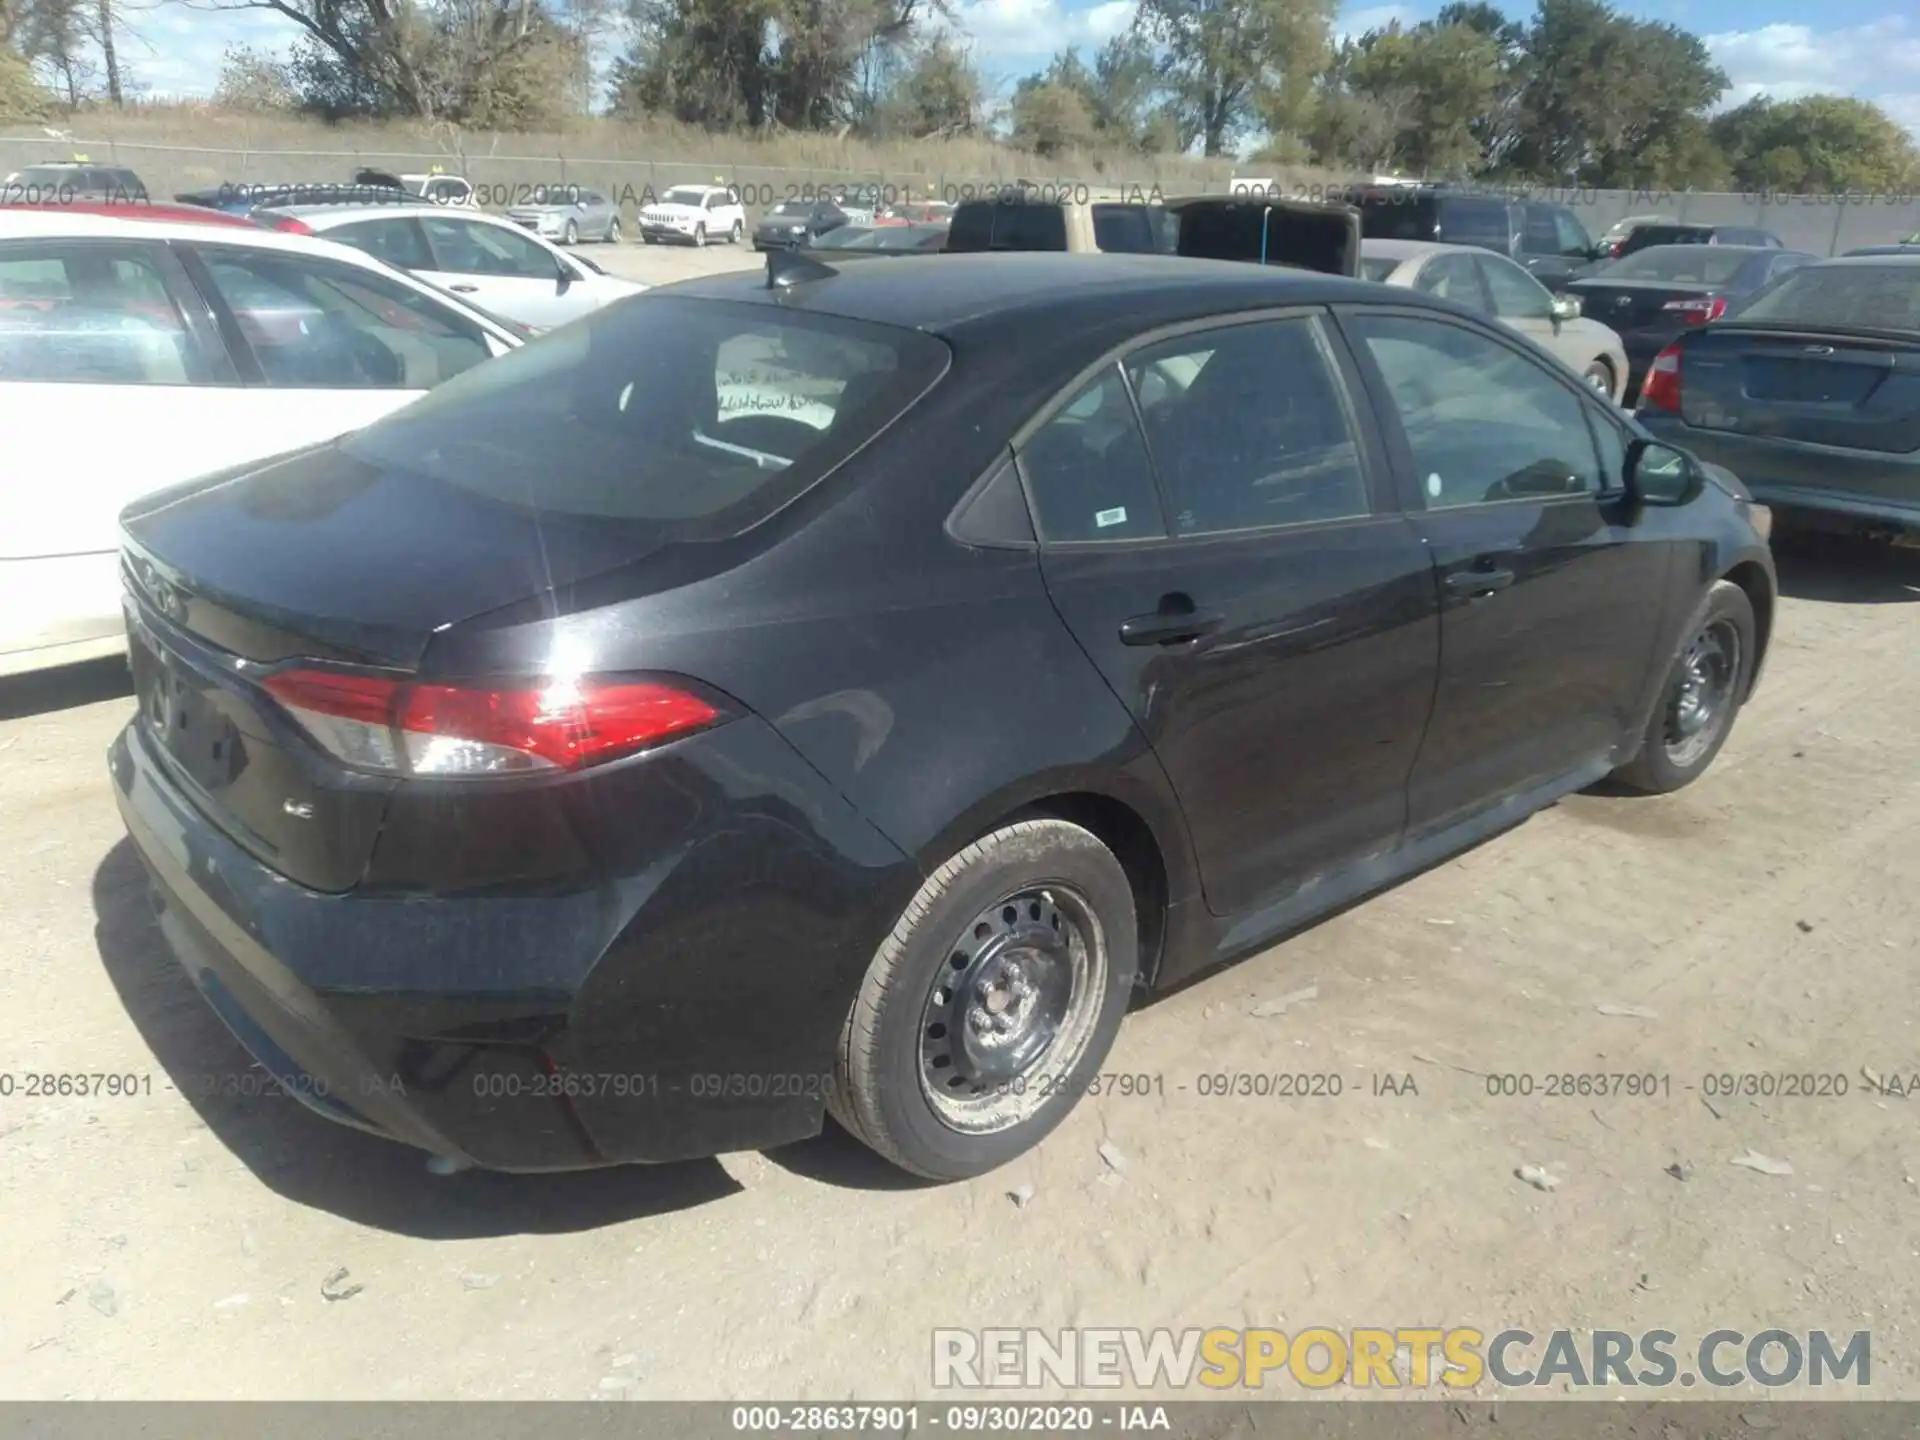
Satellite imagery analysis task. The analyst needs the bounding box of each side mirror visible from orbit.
[555,254,575,290]
[1624,439,1701,506]
[1551,295,1581,322]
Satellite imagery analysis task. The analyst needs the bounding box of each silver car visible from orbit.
[1360,239,1630,404]
[504,185,621,245]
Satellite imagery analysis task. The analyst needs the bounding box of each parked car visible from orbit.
[108,250,1774,1181]
[0,208,523,678]
[252,204,644,330]
[2,160,148,204]
[876,200,953,227]
[752,197,850,251]
[1595,214,1678,260]
[503,186,623,245]
[175,181,407,215]
[945,195,1171,254]
[640,184,746,246]
[1636,254,1920,542]
[1340,183,1603,292]
[0,199,259,229]
[1361,239,1628,401]
[1566,243,1820,400]
[808,224,947,254]
[1611,222,1785,261]
[1843,243,1920,258]
[834,184,885,227]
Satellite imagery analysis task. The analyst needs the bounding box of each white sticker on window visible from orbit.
[1095,506,1128,528]
[1426,473,1443,498]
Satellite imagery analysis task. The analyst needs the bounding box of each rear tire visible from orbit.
[730,219,743,244]
[563,219,578,246]
[1612,580,1756,794]
[829,819,1139,1181]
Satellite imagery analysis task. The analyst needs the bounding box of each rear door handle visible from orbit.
[1119,609,1224,646]
[1445,567,1516,596]
[449,283,479,293]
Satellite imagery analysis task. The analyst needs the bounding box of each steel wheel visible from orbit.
[1663,618,1741,768]
[918,885,1108,1134]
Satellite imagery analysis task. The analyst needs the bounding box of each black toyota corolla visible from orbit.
[110,251,1777,1181]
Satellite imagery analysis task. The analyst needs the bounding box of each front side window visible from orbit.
[420,217,557,280]
[1350,312,1602,509]
[1020,365,1165,542]
[1124,316,1371,535]
[195,247,493,390]
[341,297,950,535]
[1553,210,1594,256]
[0,243,196,384]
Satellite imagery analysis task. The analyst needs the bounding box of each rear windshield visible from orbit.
[1606,247,1752,285]
[1628,225,1709,248]
[1731,264,1920,330]
[341,296,950,534]
[1435,198,1511,247]
[1355,194,1439,241]
[946,202,1067,251]
[1091,204,1159,253]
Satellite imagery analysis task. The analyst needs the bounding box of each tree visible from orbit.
[1712,95,1920,194]
[213,42,296,110]
[879,29,978,135]
[1008,76,1097,156]
[1132,0,1337,158]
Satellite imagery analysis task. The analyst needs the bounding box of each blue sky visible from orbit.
[110,0,1920,138]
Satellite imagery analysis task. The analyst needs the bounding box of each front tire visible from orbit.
[829,818,1139,1181]
[693,222,707,248]
[563,219,578,245]
[1612,580,1756,793]
[605,217,621,243]
[730,219,743,244]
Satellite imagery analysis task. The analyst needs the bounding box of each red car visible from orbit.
[875,200,953,227]
[0,198,260,229]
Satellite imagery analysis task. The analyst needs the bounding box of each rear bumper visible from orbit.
[110,706,918,1171]
[1637,415,1920,533]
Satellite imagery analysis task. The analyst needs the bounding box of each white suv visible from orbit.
[640,184,746,247]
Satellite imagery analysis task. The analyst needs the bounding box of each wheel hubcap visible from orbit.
[1664,619,1739,766]
[919,886,1106,1134]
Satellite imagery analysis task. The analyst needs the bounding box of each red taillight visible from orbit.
[1639,343,1684,414]
[261,214,313,235]
[261,669,721,777]
[1661,295,1727,324]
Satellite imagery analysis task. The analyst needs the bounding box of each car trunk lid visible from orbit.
[1568,278,1718,333]
[1678,326,1920,455]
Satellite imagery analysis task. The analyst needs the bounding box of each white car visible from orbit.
[1360,239,1630,403]
[0,208,525,677]
[640,184,746,247]
[258,203,644,330]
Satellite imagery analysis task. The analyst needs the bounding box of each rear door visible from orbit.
[1340,306,1676,835]
[1024,309,1439,925]
[0,236,239,660]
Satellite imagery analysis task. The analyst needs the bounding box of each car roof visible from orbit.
[1360,238,1455,259]
[0,200,257,228]
[663,251,1389,334]
[0,204,437,260]
[1809,252,1920,267]
[1618,242,1782,257]
[258,202,498,222]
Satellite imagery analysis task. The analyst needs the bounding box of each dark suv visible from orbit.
[1343,184,1602,292]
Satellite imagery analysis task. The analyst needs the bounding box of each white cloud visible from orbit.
[1335,4,1413,44]
[115,1,301,98]
[1705,17,1920,134]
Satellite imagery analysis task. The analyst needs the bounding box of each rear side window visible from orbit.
[1020,366,1165,542]
[1091,204,1157,253]
[342,297,951,535]
[196,247,493,390]
[329,217,435,271]
[1732,265,1920,330]
[0,243,198,384]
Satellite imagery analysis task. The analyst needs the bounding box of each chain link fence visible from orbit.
[6,133,1919,253]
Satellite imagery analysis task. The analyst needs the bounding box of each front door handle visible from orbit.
[449,283,479,293]
[1119,607,1224,646]
[1445,567,1516,596]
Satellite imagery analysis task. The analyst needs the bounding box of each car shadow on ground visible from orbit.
[1773,533,1920,604]
[91,839,744,1236]
[0,656,133,721]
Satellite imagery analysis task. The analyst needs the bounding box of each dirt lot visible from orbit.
[2,243,1917,1401]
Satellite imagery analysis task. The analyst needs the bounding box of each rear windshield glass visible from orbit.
[1091,204,1159,253]
[1355,194,1439,241]
[1731,265,1920,330]
[341,297,950,534]
[945,202,1067,251]
[1607,247,1752,285]
[1628,225,1709,248]
[1435,198,1511,247]
[662,188,710,206]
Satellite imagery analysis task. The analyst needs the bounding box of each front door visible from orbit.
[1339,306,1677,838]
[416,215,583,328]
[1024,311,1440,921]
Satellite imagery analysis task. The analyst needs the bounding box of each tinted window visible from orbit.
[421,217,557,279]
[329,217,435,271]
[1355,193,1440,242]
[1436,198,1512,249]
[197,248,493,390]
[343,297,950,534]
[946,202,1067,251]
[1351,314,1601,508]
[1413,253,1487,308]
[1732,264,1920,330]
[1521,205,1562,253]
[1477,255,1552,318]
[1628,225,1710,250]
[1092,204,1158,253]
[1020,365,1165,542]
[1607,247,1754,285]
[1124,317,1370,535]
[0,244,197,384]
[1588,412,1628,491]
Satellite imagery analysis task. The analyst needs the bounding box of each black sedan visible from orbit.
[1569,244,1821,400]
[1636,254,1920,541]
[110,252,1776,1181]
[751,197,848,251]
